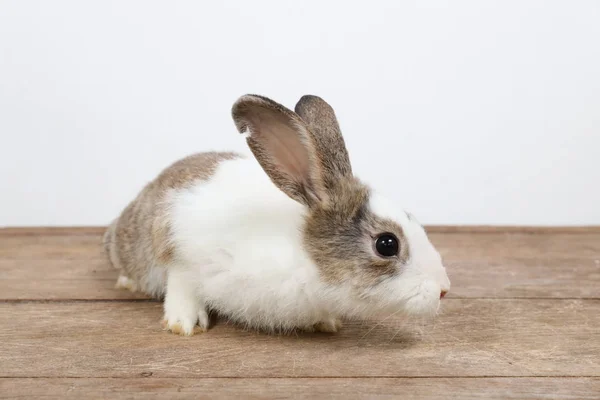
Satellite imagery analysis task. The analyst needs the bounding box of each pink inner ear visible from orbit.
[253,109,311,185]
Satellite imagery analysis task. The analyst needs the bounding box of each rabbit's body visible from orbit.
[105,94,451,336]
[170,155,339,332]
[106,153,344,332]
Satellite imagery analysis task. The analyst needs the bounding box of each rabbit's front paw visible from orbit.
[161,307,209,336]
[115,275,138,292]
[162,268,210,336]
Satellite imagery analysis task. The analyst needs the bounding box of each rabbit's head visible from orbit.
[232,94,450,318]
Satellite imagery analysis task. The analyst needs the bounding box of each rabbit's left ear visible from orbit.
[232,94,328,208]
[295,95,352,188]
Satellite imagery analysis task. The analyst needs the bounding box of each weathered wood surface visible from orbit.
[1,227,599,399]
[0,300,598,378]
[0,378,598,400]
[1,230,599,300]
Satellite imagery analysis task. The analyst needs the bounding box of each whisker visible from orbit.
[360,308,403,340]
[388,326,404,343]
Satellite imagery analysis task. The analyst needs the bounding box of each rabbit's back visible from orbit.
[103,151,240,298]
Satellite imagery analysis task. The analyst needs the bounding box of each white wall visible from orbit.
[1,0,599,227]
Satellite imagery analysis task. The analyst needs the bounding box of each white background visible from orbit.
[1,0,599,226]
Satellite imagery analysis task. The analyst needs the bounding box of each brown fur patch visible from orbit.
[105,152,239,298]
[303,176,409,289]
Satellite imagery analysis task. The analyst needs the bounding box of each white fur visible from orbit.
[368,193,451,315]
[160,155,450,335]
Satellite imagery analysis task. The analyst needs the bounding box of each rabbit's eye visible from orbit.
[375,233,399,257]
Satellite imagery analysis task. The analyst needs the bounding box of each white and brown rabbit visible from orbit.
[104,94,450,335]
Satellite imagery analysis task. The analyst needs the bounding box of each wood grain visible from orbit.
[0,259,149,300]
[0,234,104,260]
[1,231,598,300]
[0,378,598,400]
[0,227,107,236]
[1,300,598,378]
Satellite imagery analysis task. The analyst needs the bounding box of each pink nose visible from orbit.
[440,290,448,299]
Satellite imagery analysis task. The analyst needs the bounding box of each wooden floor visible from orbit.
[0,227,599,399]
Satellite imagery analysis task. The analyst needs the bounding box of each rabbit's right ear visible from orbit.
[294,95,352,188]
[232,95,328,207]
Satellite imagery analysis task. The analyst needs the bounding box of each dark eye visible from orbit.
[375,233,399,257]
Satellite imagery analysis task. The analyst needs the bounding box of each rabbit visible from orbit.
[103,94,451,336]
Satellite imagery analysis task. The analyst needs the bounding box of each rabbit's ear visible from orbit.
[232,94,327,207]
[295,95,352,188]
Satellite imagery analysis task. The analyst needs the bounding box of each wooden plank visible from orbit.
[2,231,599,261]
[2,230,599,261]
[0,227,106,237]
[0,234,104,260]
[0,300,598,378]
[447,259,600,298]
[1,257,597,301]
[428,232,600,261]
[0,259,149,300]
[1,231,599,300]
[430,232,600,299]
[0,378,598,399]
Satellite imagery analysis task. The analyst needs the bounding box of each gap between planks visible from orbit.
[1,376,599,380]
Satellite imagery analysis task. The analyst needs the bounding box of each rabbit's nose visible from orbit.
[440,290,448,299]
